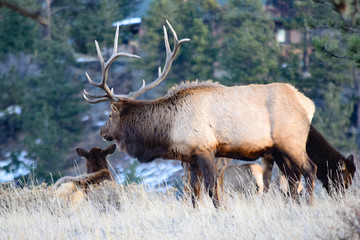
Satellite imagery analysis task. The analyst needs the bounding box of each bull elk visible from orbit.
[83,20,317,207]
[54,144,116,201]
[262,125,356,196]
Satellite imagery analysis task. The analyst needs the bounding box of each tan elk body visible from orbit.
[83,21,317,207]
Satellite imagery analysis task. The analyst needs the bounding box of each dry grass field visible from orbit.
[0,174,360,240]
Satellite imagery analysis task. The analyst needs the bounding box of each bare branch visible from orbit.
[0,0,49,27]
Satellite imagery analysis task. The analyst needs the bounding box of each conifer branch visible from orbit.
[321,46,352,59]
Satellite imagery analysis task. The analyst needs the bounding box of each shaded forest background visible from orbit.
[0,0,359,183]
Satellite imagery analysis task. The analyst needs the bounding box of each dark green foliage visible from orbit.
[313,83,357,150]
[303,0,360,150]
[0,0,39,55]
[268,0,359,151]
[51,0,142,54]
[308,52,357,150]
[307,0,360,65]
[0,0,144,182]
[219,0,279,85]
[21,40,87,180]
[0,70,24,144]
[139,0,219,92]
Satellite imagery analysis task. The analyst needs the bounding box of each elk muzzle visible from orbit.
[100,126,113,142]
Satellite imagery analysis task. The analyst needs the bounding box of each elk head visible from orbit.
[83,20,189,144]
[335,154,356,190]
[76,144,116,173]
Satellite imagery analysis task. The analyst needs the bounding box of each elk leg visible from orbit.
[215,158,231,195]
[218,170,225,195]
[287,173,302,201]
[262,154,275,192]
[271,150,301,202]
[189,163,202,208]
[276,148,317,205]
[302,158,317,205]
[181,162,192,200]
[195,152,219,208]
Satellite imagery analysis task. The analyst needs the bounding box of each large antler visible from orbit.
[83,20,190,104]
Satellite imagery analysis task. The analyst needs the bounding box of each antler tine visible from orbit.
[83,93,110,104]
[124,20,190,100]
[163,25,171,57]
[83,89,108,99]
[95,40,105,73]
[166,20,190,51]
[83,24,141,104]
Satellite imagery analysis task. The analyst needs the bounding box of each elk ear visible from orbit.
[345,155,356,175]
[111,103,123,115]
[103,144,116,156]
[76,148,89,159]
[346,154,354,163]
[339,159,346,171]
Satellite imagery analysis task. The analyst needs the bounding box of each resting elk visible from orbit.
[54,144,116,201]
[83,20,317,207]
[262,125,356,196]
[223,163,264,194]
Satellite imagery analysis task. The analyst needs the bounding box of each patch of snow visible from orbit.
[0,105,22,118]
[81,115,90,122]
[0,151,36,183]
[93,120,107,127]
[0,159,11,168]
[115,158,183,190]
[112,17,142,27]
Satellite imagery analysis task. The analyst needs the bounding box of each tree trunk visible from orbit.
[45,0,51,39]
[356,72,360,130]
[353,67,360,131]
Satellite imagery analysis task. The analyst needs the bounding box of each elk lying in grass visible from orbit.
[262,125,356,197]
[83,20,317,207]
[54,144,116,201]
[222,163,264,195]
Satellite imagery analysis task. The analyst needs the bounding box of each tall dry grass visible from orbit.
[0,176,360,240]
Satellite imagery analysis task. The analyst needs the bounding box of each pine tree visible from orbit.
[308,0,360,144]
[219,0,279,85]
[0,0,39,55]
[309,53,357,150]
[21,40,87,180]
[54,0,141,54]
[267,0,358,151]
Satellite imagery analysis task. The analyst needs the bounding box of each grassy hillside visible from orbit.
[0,177,360,239]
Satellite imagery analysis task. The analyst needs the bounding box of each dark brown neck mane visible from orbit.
[116,100,176,163]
